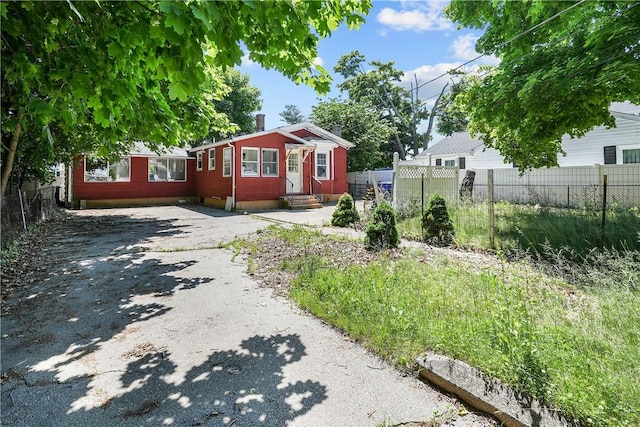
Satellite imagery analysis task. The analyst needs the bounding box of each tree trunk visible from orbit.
[423,83,449,151]
[1,111,22,195]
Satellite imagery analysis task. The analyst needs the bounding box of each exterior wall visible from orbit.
[234,134,288,201]
[72,156,196,207]
[192,145,233,202]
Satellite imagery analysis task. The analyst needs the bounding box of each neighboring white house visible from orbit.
[411,101,640,170]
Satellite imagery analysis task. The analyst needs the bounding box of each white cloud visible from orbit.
[241,53,256,67]
[313,56,324,67]
[376,1,453,33]
[450,34,501,65]
[400,62,461,101]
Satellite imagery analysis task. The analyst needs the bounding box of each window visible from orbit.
[603,146,617,164]
[148,158,186,181]
[622,148,640,164]
[262,149,278,176]
[241,148,259,176]
[223,147,232,177]
[84,157,130,182]
[288,152,299,173]
[208,149,216,170]
[435,158,442,166]
[458,157,466,170]
[444,159,455,167]
[196,152,203,171]
[316,152,328,179]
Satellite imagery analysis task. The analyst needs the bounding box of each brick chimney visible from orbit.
[256,114,265,132]
[331,125,342,137]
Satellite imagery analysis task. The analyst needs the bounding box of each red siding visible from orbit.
[192,146,233,200]
[234,135,287,201]
[73,156,195,200]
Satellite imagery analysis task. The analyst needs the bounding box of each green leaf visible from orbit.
[168,81,188,101]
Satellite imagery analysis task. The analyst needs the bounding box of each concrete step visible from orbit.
[280,195,323,210]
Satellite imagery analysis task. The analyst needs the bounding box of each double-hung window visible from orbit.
[316,152,328,179]
[84,157,130,182]
[208,149,216,170]
[223,147,232,177]
[196,152,203,171]
[242,148,259,176]
[262,149,278,176]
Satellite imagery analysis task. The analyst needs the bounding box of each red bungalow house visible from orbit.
[69,121,353,210]
[189,121,353,210]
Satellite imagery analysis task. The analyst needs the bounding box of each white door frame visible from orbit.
[286,149,302,194]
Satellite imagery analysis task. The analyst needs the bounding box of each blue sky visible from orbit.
[238,1,498,138]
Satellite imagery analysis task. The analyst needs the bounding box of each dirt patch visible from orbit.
[246,228,500,295]
[121,341,164,359]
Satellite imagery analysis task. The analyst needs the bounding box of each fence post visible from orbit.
[601,174,607,244]
[488,169,495,249]
[392,152,399,208]
[18,189,27,231]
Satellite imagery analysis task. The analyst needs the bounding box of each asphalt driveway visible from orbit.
[1,204,494,426]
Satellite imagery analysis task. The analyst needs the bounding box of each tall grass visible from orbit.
[287,244,640,426]
[398,201,640,256]
[248,223,640,426]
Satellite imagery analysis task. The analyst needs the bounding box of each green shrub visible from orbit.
[331,193,360,227]
[422,194,454,245]
[365,202,399,250]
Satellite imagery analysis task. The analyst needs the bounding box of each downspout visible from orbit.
[67,160,73,207]
[227,139,236,210]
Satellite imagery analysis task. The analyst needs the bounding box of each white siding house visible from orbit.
[411,102,640,170]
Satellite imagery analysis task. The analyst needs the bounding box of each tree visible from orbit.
[310,99,394,171]
[279,105,305,124]
[1,0,372,194]
[331,193,360,227]
[211,69,263,141]
[436,78,470,137]
[445,0,640,170]
[334,51,430,161]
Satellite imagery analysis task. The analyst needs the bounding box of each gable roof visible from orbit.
[610,101,640,121]
[279,122,355,149]
[416,132,482,158]
[190,121,354,152]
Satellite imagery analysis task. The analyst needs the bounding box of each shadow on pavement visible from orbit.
[1,211,326,426]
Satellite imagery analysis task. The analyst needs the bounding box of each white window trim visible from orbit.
[315,151,328,180]
[444,159,455,167]
[84,156,131,183]
[208,148,216,170]
[223,147,232,177]
[261,148,279,177]
[148,158,187,182]
[618,144,640,164]
[196,151,203,171]
[241,147,260,177]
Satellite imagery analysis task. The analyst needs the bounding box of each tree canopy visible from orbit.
[279,105,305,124]
[210,69,263,141]
[1,0,372,193]
[445,0,640,170]
[310,99,394,171]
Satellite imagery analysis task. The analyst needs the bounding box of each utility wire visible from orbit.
[412,0,588,92]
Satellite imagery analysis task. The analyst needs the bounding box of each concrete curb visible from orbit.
[416,353,574,427]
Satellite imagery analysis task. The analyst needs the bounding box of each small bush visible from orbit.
[365,202,399,250]
[331,193,360,227]
[422,194,454,245]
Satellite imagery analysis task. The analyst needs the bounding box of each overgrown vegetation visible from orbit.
[331,193,360,227]
[245,221,640,426]
[398,201,640,256]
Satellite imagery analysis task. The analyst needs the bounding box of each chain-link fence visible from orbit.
[387,164,640,250]
[1,187,59,249]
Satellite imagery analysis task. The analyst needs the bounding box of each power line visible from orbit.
[412,0,588,91]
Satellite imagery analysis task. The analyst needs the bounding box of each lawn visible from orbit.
[242,202,640,426]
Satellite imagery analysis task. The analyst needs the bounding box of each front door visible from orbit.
[286,150,302,194]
